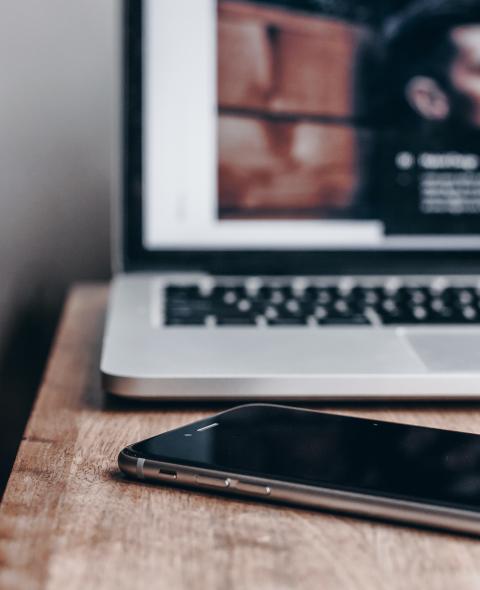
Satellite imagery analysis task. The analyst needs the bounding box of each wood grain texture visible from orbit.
[3,285,480,589]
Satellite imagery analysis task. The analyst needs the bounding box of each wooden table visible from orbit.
[3,285,480,589]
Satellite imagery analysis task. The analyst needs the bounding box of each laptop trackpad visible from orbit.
[406,331,480,373]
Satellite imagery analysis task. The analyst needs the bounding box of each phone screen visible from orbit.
[131,405,480,512]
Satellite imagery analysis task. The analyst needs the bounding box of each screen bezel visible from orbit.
[122,0,480,275]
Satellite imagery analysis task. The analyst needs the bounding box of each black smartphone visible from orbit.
[119,404,480,536]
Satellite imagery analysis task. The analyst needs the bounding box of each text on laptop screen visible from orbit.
[143,0,480,250]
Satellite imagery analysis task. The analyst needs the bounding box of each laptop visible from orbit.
[101,0,480,400]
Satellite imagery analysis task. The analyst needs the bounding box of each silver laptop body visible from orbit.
[101,0,480,400]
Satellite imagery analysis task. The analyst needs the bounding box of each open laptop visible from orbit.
[101,0,480,400]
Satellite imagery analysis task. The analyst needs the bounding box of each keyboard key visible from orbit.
[237,299,252,312]
[216,316,256,326]
[320,315,370,326]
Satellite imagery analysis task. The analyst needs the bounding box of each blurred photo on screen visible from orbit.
[217,0,480,235]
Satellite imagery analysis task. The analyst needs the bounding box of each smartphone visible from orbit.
[119,404,480,536]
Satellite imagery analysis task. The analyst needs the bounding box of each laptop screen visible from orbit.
[142,0,480,250]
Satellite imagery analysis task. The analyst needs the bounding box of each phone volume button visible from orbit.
[195,474,230,488]
[234,480,271,496]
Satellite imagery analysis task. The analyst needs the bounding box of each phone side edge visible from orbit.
[118,453,480,537]
[118,447,141,478]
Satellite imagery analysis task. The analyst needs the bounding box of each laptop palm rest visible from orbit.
[135,330,427,376]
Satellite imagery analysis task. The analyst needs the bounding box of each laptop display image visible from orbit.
[144,0,480,250]
[101,0,480,400]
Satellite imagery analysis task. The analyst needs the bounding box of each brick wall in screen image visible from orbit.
[217,1,374,220]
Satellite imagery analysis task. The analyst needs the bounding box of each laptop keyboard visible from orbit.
[164,278,480,327]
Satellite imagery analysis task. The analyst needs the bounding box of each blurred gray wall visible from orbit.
[0,0,116,492]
